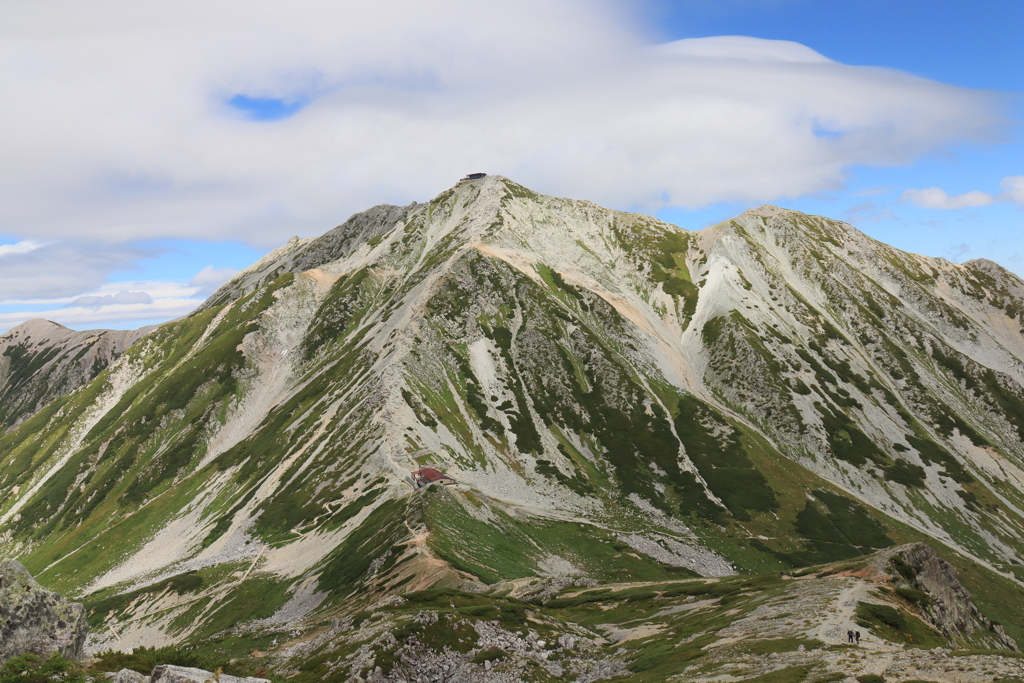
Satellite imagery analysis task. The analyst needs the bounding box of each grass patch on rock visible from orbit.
[854,602,944,648]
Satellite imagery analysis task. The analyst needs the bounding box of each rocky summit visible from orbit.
[1,176,1024,681]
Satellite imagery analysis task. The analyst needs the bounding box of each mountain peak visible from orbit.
[742,203,794,218]
[2,318,71,340]
[3,177,1024,668]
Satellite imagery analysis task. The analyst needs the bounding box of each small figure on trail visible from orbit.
[847,629,855,643]
[855,630,861,644]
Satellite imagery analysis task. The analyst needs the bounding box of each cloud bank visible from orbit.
[0,280,206,334]
[0,0,1005,247]
[0,240,157,300]
[71,290,153,308]
[901,175,1024,209]
[900,187,996,210]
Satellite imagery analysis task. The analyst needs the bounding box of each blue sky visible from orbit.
[649,0,1024,265]
[0,0,1020,332]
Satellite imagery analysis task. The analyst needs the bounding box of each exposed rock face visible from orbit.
[876,543,1016,650]
[3,176,1024,652]
[0,559,88,662]
[150,665,269,683]
[110,669,149,683]
[0,318,152,430]
[198,201,420,310]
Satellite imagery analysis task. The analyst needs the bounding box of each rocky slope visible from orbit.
[0,176,1023,673]
[270,543,1021,683]
[0,319,153,430]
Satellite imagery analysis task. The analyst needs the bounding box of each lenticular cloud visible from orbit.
[0,0,1004,245]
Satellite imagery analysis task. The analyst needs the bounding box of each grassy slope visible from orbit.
[0,180,1022,669]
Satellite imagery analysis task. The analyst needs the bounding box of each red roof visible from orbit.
[415,468,447,482]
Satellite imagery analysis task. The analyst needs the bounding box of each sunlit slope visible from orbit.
[0,176,1022,651]
[692,207,1024,574]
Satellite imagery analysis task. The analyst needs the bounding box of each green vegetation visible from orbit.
[889,555,917,581]
[91,646,251,678]
[856,676,886,683]
[423,485,696,584]
[777,489,891,567]
[0,653,91,683]
[885,459,927,488]
[814,402,888,468]
[895,586,932,609]
[86,570,204,626]
[674,396,778,522]
[317,497,408,598]
[301,267,372,358]
[738,665,815,683]
[906,434,973,484]
[486,325,539,450]
[855,602,944,648]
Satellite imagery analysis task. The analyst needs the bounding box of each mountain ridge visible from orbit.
[1,176,1023,667]
[0,318,155,432]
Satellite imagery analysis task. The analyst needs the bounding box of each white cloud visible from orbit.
[845,201,898,224]
[0,241,47,258]
[0,1,1004,247]
[71,290,153,308]
[946,243,972,262]
[900,187,995,210]
[190,265,239,297]
[900,174,1024,210]
[999,175,1024,204]
[0,281,201,333]
[0,241,157,299]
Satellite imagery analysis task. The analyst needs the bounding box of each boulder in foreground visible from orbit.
[0,559,88,662]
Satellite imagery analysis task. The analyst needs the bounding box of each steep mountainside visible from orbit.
[1,176,1023,665]
[0,319,152,431]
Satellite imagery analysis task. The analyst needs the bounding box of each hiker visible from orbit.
[847,629,854,643]
[855,630,861,644]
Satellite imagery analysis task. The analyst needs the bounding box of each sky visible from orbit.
[0,0,1021,333]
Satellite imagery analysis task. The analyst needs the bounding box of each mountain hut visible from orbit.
[413,467,456,488]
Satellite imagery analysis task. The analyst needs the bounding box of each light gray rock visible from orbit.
[0,559,88,662]
[198,201,419,312]
[111,669,149,683]
[150,665,269,683]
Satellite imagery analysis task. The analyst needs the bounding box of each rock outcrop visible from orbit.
[198,201,419,311]
[150,665,270,683]
[875,543,1016,650]
[0,559,88,662]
